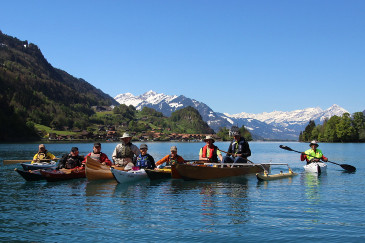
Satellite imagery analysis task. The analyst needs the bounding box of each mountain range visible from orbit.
[115,91,349,140]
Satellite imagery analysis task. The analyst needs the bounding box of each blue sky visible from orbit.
[1,0,364,114]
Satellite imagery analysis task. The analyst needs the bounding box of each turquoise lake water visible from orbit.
[0,141,364,242]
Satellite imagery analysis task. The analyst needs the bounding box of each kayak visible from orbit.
[40,168,86,182]
[145,168,172,180]
[85,156,124,180]
[21,161,57,170]
[110,167,147,183]
[304,162,327,173]
[175,163,271,180]
[256,169,298,181]
[14,168,45,181]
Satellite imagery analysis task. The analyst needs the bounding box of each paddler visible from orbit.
[135,144,156,170]
[155,146,185,169]
[300,140,328,164]
[32,144,56,163]
[83,142,112,166]
[223,131,251,164]
[112,132,140,167]
[57,147,84,169]
[199,135,223,162]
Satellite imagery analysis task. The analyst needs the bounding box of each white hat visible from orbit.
[309,140,319,147]
[121,132,132,139]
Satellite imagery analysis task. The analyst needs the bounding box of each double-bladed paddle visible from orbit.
[279,145,356,172]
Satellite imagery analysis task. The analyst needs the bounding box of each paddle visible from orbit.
[279,145,356,172]
[2,158,60,166]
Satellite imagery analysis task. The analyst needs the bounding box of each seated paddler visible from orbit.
[300,140,328,165]
[223,132,251,164]
[57,147,84,169]
[199,135,223,162]
[32,144,56,163]
[155,146,185,169]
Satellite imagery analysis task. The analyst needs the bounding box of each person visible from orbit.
[32,144,56,163]
[223,132,251,164]
[199,136,223,162]
[112,132,140,167]
[155,146,185,168]
[135,144,156,170]
[300,140,328,164]
[83,142,112,166]
[57,147,84,169]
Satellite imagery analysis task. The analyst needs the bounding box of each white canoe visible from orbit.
[110,167,147,183]
[304,162,327,173]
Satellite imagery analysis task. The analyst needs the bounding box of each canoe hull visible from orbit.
[304,162,327,173]
[15,168,45,181]
[175,163,271,180]
[85,156,124,180]
[110,167,147,183]
[145,169,172,180]
[40,169,86,182]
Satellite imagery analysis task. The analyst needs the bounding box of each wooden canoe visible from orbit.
[85,156,124,180]
[145,168,172,180]
[256,169,298,181]
[40,168,86,182]
[175,163,271,180]
[14,168,45,181]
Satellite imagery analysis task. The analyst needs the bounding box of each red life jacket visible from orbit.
[201,145,218,162]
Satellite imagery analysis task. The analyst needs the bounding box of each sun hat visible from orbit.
[140,144,148,149]
[170,146,177,151]
[309,140,319,147]
[204,135,215,143]
[121,132,132,139]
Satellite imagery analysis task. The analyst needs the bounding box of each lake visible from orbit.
[0,141,364,242]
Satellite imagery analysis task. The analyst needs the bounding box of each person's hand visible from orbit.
[323,158,328,162]
[301,152,306,155]
[101,162,106,165]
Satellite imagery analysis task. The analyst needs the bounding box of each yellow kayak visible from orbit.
[256,169,297,181]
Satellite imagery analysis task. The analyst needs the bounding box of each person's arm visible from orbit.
[101,153,112,166]
[300,153,307,161]
[177,155,185,163]
[112,146,118,162]
[82,153,90,164]
[57,154,68,169]
[321,155,328,162]
[217,150,223,162]
[47,152,56,160]
[32,153,39,163]
[156,155,169,166]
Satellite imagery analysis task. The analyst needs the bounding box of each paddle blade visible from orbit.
[341,164,356,172]
[279,145,294,151]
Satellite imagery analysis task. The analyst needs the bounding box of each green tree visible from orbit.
[336,113,357,142]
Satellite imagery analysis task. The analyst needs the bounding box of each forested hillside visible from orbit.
[0,31,117,141]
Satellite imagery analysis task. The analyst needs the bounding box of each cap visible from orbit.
[232,131,241,136]
[170,146,177,151]
[71,147,79,152]
[39,144,45,148]
[140,144,148,149]
[94,142,101,147]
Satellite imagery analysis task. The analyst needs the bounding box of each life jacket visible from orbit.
[36,151,51,160]
[229,138,251,158]
[64,155,81,169]
[89,152,101,162]
[201,145,218,162]
[167,155,179,166]
[136,155,148,168]
[305,148,324,162]
[117,143,134,159]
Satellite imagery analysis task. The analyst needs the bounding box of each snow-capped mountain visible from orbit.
[114,91,349,140]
